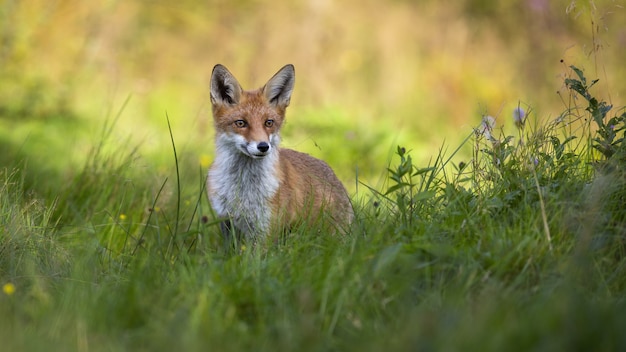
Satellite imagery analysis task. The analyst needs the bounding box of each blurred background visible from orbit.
[1,0,625,194]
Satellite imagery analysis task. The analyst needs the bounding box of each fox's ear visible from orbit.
[210,64,242,106]
[264,64,295,109]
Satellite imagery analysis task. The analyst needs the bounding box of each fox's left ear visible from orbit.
[264,64,295,109]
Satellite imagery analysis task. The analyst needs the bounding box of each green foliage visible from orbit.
[566,65,626,163]
[381,146,437,226]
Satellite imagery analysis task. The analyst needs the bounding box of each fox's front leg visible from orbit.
[220,219,240,251]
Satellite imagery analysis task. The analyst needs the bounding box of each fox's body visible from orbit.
[207,64,353,241]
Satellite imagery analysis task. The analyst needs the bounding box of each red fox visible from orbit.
[207,64,353,242]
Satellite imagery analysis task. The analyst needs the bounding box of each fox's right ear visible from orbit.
[210,64,242,106]
[264,64,295,109]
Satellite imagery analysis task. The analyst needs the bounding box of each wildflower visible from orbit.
[200,154,212,168]
[477,115,496,141]
[3,282,15,296]
[513,107,526,128]
[119,214,127,221]
[526,156,539,170]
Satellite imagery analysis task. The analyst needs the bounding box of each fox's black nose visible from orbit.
[257,142,270,153]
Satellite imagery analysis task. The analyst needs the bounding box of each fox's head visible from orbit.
[210,64,295,159]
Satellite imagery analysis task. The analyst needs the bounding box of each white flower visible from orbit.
[477,115,496,141]
[513,107,526,127]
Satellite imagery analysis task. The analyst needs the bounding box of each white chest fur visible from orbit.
[208,137,280,239]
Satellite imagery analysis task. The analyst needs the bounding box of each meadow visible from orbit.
[1,0,626,351]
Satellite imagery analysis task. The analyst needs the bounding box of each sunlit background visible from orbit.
[1,0,625,193]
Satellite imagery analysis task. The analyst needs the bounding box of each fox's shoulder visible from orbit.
[280,148,329,168]
[279,148,341,183]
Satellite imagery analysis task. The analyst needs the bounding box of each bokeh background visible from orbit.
[1,0,625,193]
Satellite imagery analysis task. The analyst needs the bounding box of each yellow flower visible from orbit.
[119,214,127,220]
[3,283,16,296]
[200,154,212,168]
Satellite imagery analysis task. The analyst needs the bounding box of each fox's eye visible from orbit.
[234,120,247,128]
[264,120,274,128]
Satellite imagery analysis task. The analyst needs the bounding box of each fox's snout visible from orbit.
[257,141,270,153]
[224,132,276,159]
[243,140,272,158]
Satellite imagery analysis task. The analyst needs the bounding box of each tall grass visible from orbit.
[1,63,625,351]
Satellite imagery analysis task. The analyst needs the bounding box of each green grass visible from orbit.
[1,65,625,351]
